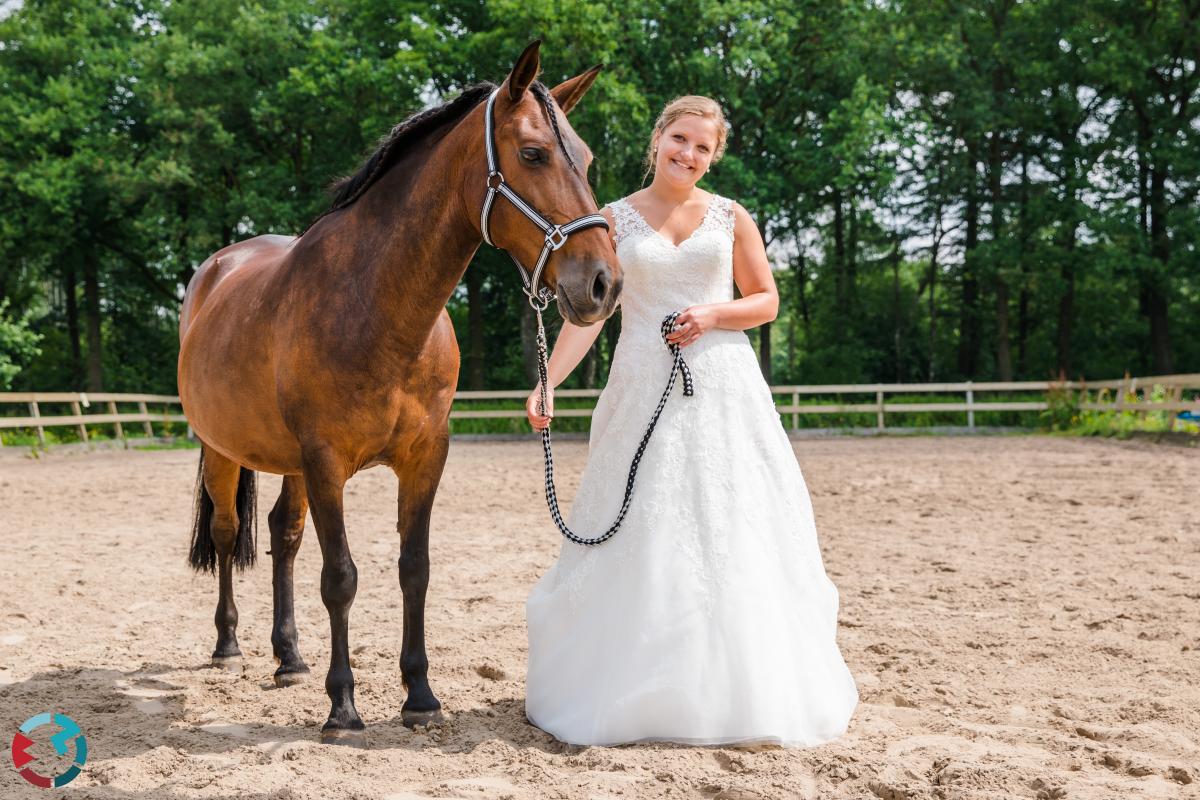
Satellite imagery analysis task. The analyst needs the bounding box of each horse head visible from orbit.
[478,40,622,326]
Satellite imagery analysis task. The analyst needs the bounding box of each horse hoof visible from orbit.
[210,655,243,673]
[320,728,368,748]
[273,669,309,688]
[402,707,444,729]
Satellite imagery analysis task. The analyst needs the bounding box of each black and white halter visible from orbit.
[478,86,694,546]
[479,87,609,310]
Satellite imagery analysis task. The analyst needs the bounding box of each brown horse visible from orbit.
[177,40,620,747]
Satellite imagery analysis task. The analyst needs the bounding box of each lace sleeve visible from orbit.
[609,198,639,247]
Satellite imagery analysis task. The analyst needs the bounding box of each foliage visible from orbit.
[1067,384,1200,439]
[0,0,1196,398]
[1038,382,1080,433]
[0,297,43,388]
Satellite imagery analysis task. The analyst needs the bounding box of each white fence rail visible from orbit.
[1,374,1197,446]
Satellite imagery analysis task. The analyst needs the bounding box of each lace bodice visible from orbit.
[607,193,737,346]
[546,190,787,617]
[603,192,748,402]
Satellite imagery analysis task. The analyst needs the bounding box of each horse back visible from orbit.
[180,235,297,341]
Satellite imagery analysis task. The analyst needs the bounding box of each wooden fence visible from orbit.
[1,373,1197,446]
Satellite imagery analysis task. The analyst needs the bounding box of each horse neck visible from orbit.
[337,116,483,357]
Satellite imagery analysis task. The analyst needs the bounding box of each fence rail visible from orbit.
[2,373,1198,446]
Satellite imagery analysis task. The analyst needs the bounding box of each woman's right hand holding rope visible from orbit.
[526,381,554,431]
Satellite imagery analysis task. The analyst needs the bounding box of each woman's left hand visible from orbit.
[666,305,718,348]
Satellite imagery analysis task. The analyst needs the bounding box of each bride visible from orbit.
[522,94,859,747]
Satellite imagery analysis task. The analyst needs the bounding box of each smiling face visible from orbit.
[653,114,721,187]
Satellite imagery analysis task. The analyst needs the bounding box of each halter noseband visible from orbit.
[479,87,610,310]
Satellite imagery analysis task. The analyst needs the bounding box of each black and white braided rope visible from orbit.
[534,309,694,546]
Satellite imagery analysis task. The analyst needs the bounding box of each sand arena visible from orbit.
[0,435,1196,799]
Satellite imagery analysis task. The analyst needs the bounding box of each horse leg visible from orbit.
[396,435,449,728]
[269,474,310,687]
[301,449,365,747]
[197,446,257,671]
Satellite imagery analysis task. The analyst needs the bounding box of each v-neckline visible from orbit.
[624,194,718,250]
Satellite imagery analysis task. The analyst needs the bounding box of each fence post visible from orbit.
[791,390,799,432]
[966,381,975,430]
[1166,384,1182,431]
[107,400,125,443]
[1116,373,1132,411]
[70,396,88,442]
[137,401,154,437]
[28,401,46,445]
[876,386,885,431]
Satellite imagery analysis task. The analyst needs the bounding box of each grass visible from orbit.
[134,439,201,451]
[1040,383,1200,439]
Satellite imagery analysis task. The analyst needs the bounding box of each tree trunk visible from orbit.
[988,124,1011,382]
[1146,287,1172,374]
[83,258,104,392]
[1016,152,1031,378]
[1016,283,1029,377]
[993,283,1011,381]
[1055,224,1077,378]
[957,138,981,378]
[831,188,846,316]
[891,237,902,382]
[785,314,795,377]
[928,228,939,382]
[847,195,858,312]
[795,250,811,337]
[64,263,82,388]
[465,266,485,389]
[1147,163,1174,374]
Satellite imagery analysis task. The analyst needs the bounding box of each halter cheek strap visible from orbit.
[479,87,609,309]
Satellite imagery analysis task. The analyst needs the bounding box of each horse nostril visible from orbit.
[590,269,610,305]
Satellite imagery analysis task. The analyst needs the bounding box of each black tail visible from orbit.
[188,448,258,574]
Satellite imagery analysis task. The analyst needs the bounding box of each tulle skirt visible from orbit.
[525,330,859,747]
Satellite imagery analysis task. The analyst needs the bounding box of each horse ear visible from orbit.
[506,39,542,102]
[550,64,603,115]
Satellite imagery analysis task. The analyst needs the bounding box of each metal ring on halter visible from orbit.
[546,226,568,251]
[486,171,504,190]
[528,289,552,310]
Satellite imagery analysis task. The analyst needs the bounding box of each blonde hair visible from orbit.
[641,95,729,187]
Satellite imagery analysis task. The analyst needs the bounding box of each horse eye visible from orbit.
[521,148,545,163]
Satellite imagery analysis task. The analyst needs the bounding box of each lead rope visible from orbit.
[534,308,694,546]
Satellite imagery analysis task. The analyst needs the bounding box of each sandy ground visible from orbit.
[0,434,1197,800]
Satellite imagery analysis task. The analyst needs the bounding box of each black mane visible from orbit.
[304,79,575,234]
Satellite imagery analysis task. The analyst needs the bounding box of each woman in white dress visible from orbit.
[522,95,859,747]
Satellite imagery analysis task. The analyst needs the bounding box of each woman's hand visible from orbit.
[526,381,555,431]
[666,305,719,347]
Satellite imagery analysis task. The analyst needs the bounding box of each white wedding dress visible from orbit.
[525,193,859,747]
